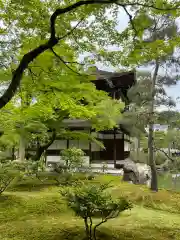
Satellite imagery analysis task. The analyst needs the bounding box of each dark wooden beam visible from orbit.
[89,129,92,163]
[113,128,117,167]
[67,139,69,149]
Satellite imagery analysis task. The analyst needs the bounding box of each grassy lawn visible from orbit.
[0,175,180,240]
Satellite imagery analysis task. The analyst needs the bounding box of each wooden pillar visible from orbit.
[19,134,26,161]
[89,129,92,164]
[67,139,69,149]
[44,151,47,166]
[12,146,15,160]
[122,133,125,159]
[113,128,116,167]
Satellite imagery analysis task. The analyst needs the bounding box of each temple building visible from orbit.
[45,68,136,169]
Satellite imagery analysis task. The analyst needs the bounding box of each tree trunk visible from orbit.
[12,146,15,160]
[19,134,26,161]
[168,142,171,157]
[148,123,158,191]
[84,218,90,240]
[113,128,117,167]
[148,61,159,192]
[32,130,56,161]
[135,137,140,160]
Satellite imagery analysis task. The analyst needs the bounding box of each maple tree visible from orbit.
[0,0,180,109]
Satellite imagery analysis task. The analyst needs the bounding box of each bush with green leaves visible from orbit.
[130,151,167,166]
[61,183,132,240]
[61,147,85,171]
[17,158,45,175]
[130,151,148,164]
[155,152,167,166]
[0,160,22,194]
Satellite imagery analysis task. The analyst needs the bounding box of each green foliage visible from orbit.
[154,131,168,149]
[56,172,74,186]
[61,147,85,171]
[130,150,167,166]
[10,158,46,178]
[0,0,127,153]
[155,152,167,166]
[157,111,180,126]
[0,160,21,194]
[0,0,179,158]
[61,182,132,240]
[54,147,87,185]
[130,151,149,164]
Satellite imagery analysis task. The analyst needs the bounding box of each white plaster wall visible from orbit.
[79,140,89,150]
[91,133,123,139]
[91,142,100,151]
[48,140,67,150]
[69,140,89,150]
[91,163,114,169]
[124,142,130,151]
[46,156,64,164]
[69,140,79,148]
[48,140,90,150]
[46,155,90,166]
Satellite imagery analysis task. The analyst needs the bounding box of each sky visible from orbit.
[95,8,180,112]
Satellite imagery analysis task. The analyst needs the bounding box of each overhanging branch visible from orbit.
[51,48,82,75]
[154,147,176,163]
[58,18,84,40]
[121,5,138,38]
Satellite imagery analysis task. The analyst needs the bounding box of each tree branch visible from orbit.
[89,216,93,240]
[93,219,107,240]
[121,5,138,37]
[58,18,84,40]
[51,47,82,75]
[50,0,114,40]
[50,48,84,65]
[154,147,176,163]
[33,129,56,161]
[0,40,58,109]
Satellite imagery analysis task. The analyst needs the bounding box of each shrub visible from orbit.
[61,147,85,171]
[155,152,167,166]
[57,172,73,185]
[61,182,132,240]
[0,160,21,194]
[130,151,148,164]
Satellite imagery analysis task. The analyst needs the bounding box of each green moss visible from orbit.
[0,207,180,240]
[0,175,180,239]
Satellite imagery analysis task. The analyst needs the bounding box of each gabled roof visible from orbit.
[90,68,136,103]
[93,67,136,89]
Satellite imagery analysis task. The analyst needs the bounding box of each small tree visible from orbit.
[61,147,85,172]
[0,160,22,194]
[61,183,132,240]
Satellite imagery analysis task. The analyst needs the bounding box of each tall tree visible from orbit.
[125,14,180,191]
